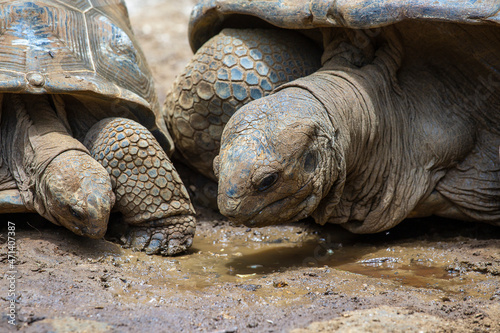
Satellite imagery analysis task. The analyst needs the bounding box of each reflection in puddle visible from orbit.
[222,240,455,289]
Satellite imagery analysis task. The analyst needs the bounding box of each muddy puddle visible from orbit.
[96,215,497,304]
[190,234,455,288]
[224,241,456,289]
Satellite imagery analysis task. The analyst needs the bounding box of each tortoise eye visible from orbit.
[257,173,278,192]
[69,207,82,220]
[303,151,317,173]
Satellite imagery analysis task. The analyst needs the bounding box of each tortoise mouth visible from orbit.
[235,179,315,227]
[68,224,107,239]
[54,214,108,239]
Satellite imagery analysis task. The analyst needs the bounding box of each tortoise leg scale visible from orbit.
[84,117,196,255]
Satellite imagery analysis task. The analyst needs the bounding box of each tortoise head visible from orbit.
[215,88,343,227]
[40,151,115,238]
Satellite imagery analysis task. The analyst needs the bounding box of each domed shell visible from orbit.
[0,0,173,154]
[189,0,500,51]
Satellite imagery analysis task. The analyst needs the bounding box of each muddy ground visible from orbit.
[1,0,500,332]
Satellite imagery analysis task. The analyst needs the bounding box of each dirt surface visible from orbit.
[1,0,500,332]
[1,211,499,332]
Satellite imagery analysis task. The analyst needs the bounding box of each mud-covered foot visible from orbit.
[85,117,197,256]
[122,215,195,255]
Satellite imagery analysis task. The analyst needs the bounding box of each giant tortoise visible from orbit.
[167,0,500,233]
[0,0,195,255]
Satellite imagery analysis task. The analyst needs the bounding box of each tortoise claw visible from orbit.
[164,237,184,256]
[123,228,149,250]
[122,216,195,256]
[144,232,166,255]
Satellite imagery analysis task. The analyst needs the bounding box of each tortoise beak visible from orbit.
[78,192,115,239]
[72,224,107,239]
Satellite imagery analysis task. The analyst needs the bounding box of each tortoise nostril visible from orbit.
[221,196,241,215]
[68,206,82,220]
[244,220,256,227]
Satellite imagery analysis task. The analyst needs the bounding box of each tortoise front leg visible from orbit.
[84,117,196,255]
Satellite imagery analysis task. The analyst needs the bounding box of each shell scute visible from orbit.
[0,0,174,154]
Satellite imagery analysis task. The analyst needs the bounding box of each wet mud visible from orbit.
[1,210,499,332]
[1,0,499,332]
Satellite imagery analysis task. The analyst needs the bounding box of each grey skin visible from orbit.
[214,88,339,226]
[215,25,500,233]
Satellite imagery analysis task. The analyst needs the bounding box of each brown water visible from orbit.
[192,236,457,289]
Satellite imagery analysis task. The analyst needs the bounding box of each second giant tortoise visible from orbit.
[0,0,195,255]
[167,0,500,233]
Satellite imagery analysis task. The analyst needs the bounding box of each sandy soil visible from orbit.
[0,0,499,332]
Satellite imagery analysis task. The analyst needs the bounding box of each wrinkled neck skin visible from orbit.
[290,69,408,231]
[216,87,342,226]
[292,27,477,233]
[285,29,421,232]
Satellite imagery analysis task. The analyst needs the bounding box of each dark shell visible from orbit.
[189,0,500,51]
[0,0,173,154]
